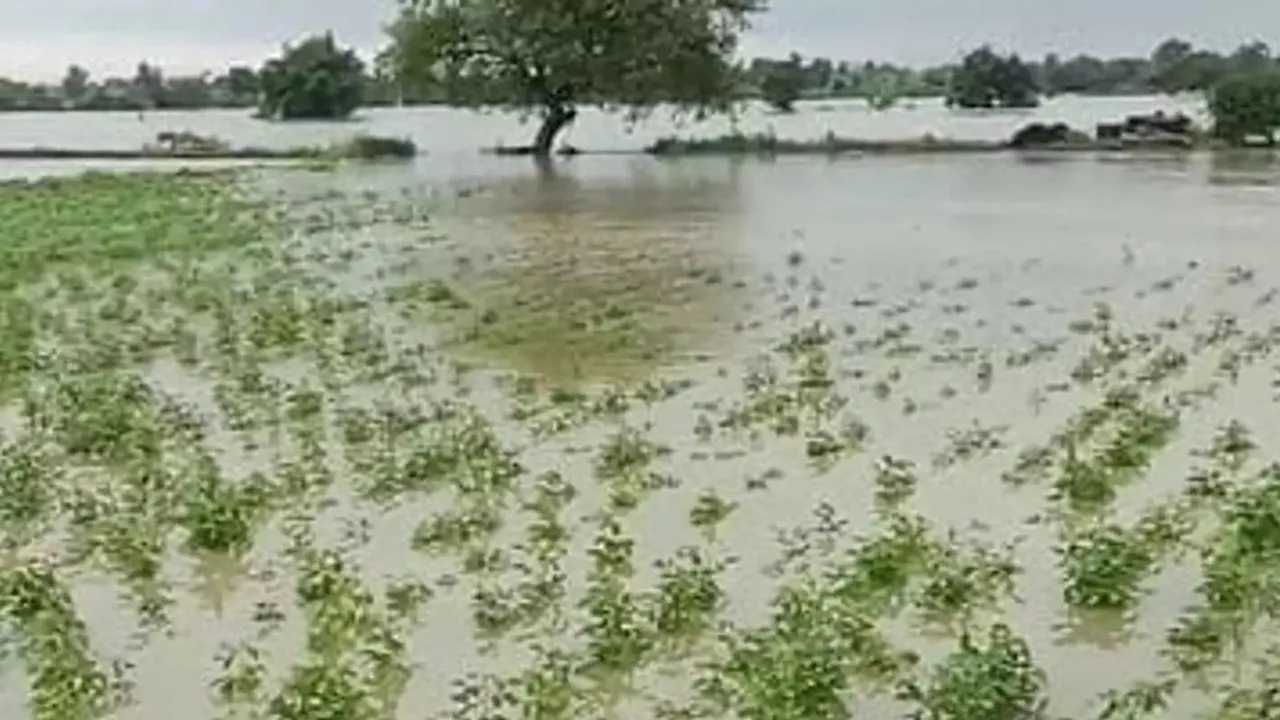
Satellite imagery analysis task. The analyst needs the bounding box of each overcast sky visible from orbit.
[0,0,1277,82]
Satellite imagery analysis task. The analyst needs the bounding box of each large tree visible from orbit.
[133,62,165,108]
[383,0,767,156]
[61,65,90,103]
[946,46,1040,109]
[257,33,366,120]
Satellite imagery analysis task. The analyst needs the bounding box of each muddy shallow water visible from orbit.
[4,149,1280,720]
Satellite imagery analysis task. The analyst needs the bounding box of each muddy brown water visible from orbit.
[3,101,1280,719]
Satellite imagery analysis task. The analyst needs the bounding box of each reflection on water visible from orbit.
[1208,150,1280,187]
[427,157,749,382]
[188,551,252,617]
[1055,608,1137,650]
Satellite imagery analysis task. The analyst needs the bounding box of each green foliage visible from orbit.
[698,584,876,720]
[1058,511,1184,612]
[947,46,1040,109]
[384,0,766,152]
[1167,464,1280,674]
[61,65,90,101]
[1209,71,1280,146]
[644,131,999,156]
[258,545,419,720]
[902,624,1047,720]
[258,32,366,121]
[0,562,133,720]
[178,452,271,554]
[1149,37,1239,94]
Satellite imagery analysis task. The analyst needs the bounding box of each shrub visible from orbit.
[335,134,418,160]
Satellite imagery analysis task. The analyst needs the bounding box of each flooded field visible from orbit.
[2,148,1280,720]
[0,94,1209,160]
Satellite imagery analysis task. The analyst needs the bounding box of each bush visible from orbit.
[334,134,418,160]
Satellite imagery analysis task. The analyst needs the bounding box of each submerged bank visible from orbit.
[5,138,1222,161]
[0,147,321,161]
[641,131,1257,157]
[0,132,419,162]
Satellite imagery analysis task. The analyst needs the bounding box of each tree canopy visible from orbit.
[133,62,165,108]
[257,33,366,121]
[946,46,1040,109]
[383,0,767,155]
[1209,71,1280,146]
[60,66,90,103]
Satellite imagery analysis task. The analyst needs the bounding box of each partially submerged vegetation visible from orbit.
[646,131,1002,157]
[2,164,1280,720]
[644,120,1264,157]
[0,131,418,161]
[330,133,418,160]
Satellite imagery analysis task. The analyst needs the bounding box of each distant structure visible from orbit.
[1096,110,1194,147]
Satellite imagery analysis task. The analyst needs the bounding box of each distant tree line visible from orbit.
[3,36,1274,115]
[0,41,420,114]
[744,38,1280,111]
[0,28,1277,148]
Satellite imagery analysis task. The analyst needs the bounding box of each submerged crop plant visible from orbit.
[0,163,1275,720]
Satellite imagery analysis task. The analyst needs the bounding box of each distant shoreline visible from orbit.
[0,147,324,161]
[0,133,418,161]
[636,132,1263,157]
[4,140,1269,163]
[0,90,1200,116]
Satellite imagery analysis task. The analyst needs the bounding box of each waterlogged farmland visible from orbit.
[2,157,1280,720]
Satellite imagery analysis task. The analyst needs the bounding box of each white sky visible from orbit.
[0,0,1276,82]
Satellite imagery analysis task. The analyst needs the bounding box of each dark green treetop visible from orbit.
[946,46,1040,109]
[258,33,366,121]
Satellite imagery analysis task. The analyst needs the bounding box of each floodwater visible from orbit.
[0,93,1208,157]
[2,99,1280,719]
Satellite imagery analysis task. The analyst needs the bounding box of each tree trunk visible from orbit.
[532,104,577,157]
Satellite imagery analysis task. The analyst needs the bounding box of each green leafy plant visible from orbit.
[900,623,1048,720]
